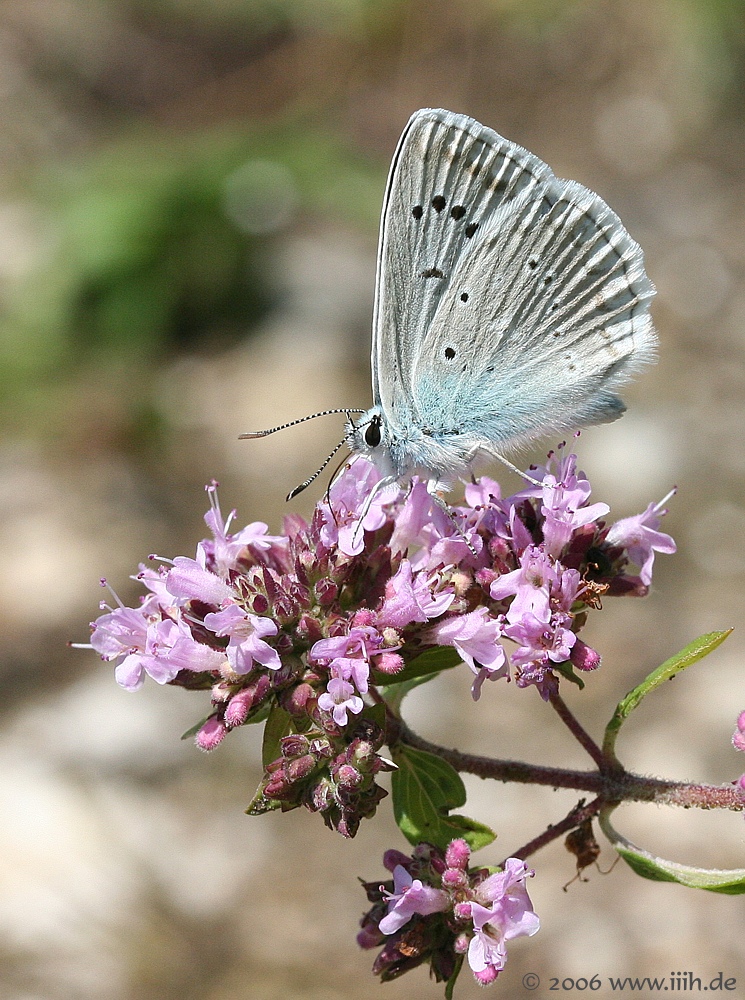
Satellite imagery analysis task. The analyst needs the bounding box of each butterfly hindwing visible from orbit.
[410,176,656,450]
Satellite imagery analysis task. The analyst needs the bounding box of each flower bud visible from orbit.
[195,716,227,751]
[282,681,315,716]
[336,763,363,789]
[383,849,411,872]
[445,838,471,870]
[375,651,404,675]
[474,965,499,985]
[225,687,255,727]
[280,733,310,757]
[286,754,317,782]
[296,614,323,644]
[570,638,601,672]
[442,868,467,889]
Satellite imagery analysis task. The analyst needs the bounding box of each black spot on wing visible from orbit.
[432,195,446,212]
[465,222,479,238]
[444,347,456,360]
[412,205,423,219]
[450,205,466,220]
[421,267,445,279]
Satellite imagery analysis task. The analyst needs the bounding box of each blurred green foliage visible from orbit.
[0,121,382,427]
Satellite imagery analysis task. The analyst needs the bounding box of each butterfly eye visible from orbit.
[365,417,382,448]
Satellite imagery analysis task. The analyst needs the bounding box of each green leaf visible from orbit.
[603,630,732,760]
[599,806,745,894]
[553,659,585,689]
[244,785,284,817]
[391,744,496,851]
[261,703,293,767]
[444,954,464,1000]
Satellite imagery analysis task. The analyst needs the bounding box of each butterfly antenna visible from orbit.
[239,408,365,440]
[286,438,349,501]
[323,450,357,527]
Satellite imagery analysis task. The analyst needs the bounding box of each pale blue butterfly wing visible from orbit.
[361,108,656,482]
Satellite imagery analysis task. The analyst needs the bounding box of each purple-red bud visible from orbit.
[195,716,227,751]
[296,614,323,643]
[445,838,471,870]
[441,868,467,889]
[383,849,411,872]
[286,754,316,782]
[570,638,601,671]
[283,681,315,716]
[375,651,404,675]
[336,763,363,788]
[453,931,470,954]
[225,687,254,727]
[352,609,376,627]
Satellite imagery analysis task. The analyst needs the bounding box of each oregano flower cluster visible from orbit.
[84,446,674,840]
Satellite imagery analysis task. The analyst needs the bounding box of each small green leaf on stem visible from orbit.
[391,744,495,850]
[261,703,293,767]
[599,805,745,894]
[603,630,732,761]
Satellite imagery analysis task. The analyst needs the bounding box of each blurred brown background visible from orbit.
[1,0,744,997]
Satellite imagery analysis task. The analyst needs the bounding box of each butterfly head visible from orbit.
[346,406,397,478]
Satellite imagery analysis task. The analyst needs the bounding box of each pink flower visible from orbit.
[605,490,676,586]
[165,556,235,606]
[310,626,387,695]
[733,711,745,753]
[199,482,288,576]
[539,453,609,557]
[378,865,450,935]
[376,560,454,629]
[98,613,224,691]
[466,858,539,981]
[319,458,396,557]
[317,676,364,727]
[428,609,508,699]
[490,546,558,625]
[504,612,577,667]
[203,604,280,673]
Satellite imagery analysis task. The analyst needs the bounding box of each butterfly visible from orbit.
[243,108,656,499]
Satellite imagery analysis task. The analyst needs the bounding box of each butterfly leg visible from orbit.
[350,473,400,547]
[484,449,544,488]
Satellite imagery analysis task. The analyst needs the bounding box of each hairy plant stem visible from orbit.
[389,717,743,811]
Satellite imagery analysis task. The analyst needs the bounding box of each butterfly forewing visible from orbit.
[372,108,556,431]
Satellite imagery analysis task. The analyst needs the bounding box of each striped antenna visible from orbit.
[286,438,349,500]
[239,408,365,439]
